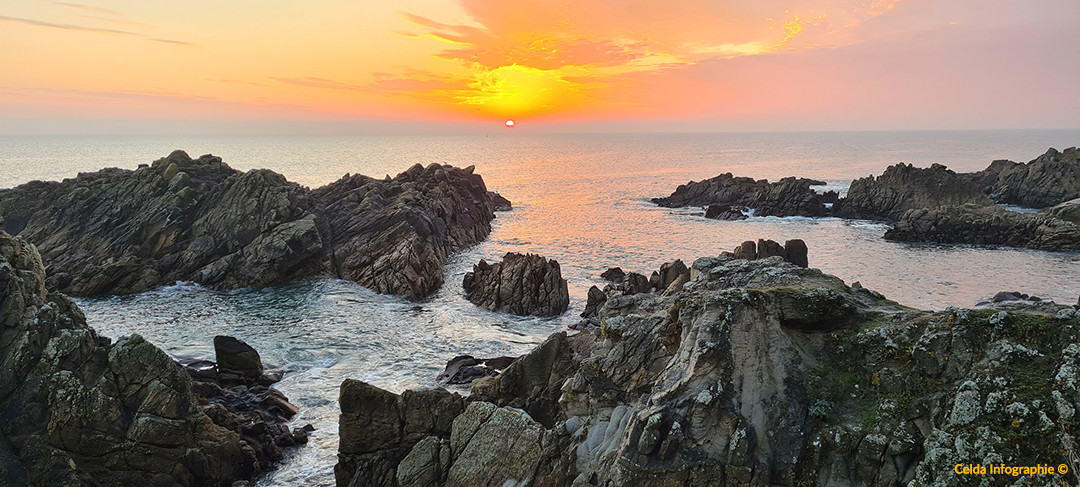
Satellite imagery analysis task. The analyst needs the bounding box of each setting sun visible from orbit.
[505,119,515,127]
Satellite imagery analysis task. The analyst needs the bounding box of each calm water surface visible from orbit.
[2,130,1079,485]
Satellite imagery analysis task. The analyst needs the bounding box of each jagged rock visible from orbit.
[490,192,512,211]
[884,204,1080,251]
[703,204,747,220]
[653,173,828,217]
[0,230,297,486]
[977,147,1080,208]
[435,355,516,386]
[335,380,464,487]
[836,162,993,221]
[337,254,1080,487]
[214,335,263,383]
[0,151,502,301]
[599,267,625,282]
[581,285,607,318]
[722,238,810,268]
[1046,197,1080,225]
[462,252,569,317]
[619,272,652,295]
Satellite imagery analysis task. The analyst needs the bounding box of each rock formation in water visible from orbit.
[463,252,570,317]
[835,163,993,221]
[703,204,748,220]
[435,355,516,386]
[652,174,829,217]
[884,203,1080,251]
[976,147,1080,209]
[0,230,301,486]
[722,238,809,268]
[335,253,1080,487]
[0,150,504,300]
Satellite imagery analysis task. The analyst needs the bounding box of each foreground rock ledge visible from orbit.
[336,254,1080,486]
[0,150,505,300]
[0,231,300,486]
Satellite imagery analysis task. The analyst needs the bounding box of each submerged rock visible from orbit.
[0,151,504,301]
[884,204,1080,251]
[836,162,993,221]
[653,173,828,217]
[336,253,1080,487]
[462,252,569,317]
[0,230,299,485]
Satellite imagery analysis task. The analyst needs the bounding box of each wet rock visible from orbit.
[0,230,296,486]
[653,173,829,217]
[836,162,993,221]
[435,355,516,386]
[977,147,1080,208]
[490,192,513,211]
[884,203,1080,251]
[214,335,263,383]
[722,238,810,267]
[0,153,500,301]
[462,252,569,317]
[703,204,748,220]
[599,267,625,282]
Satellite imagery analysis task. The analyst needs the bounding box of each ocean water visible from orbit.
[2,130,1080,485]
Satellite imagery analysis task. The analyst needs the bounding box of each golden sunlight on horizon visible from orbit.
[1,0,1079,131]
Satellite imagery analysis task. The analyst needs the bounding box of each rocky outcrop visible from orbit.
[462,252,569,317]
[884,204,1080,251]
[0,150,503,300]
[836,163,993,221]
[977,147,1080,208]
[704,204,748,220]
[653,173,829,217]
[336,254,1080,487]
[1046,197,1080,225]
[599,267,624,282]
[723,238,809,268]
[435,355,516,386]
[0,230,299,486]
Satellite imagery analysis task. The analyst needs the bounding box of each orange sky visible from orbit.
[1,1,1078,132]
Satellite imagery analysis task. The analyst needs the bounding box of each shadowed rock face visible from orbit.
[652,173,828,217]
[0,150,502,301]
[0,230,300,486]
[463,252,569,317]
[835,163,993,221]
[336,255,1080,487]
[884,203,1080,251]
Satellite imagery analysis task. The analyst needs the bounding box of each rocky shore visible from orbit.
[0,230,301,486]
[654,147,1080,252]
[0,150,503,300]
[335,249,1080,487]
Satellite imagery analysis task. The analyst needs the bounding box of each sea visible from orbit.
[2,130,1079,486]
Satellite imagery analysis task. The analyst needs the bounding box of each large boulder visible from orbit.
[976,147,1080,208]
[884,203,1080,251]
[0,152,503,301]
[462,252,569,317]
[0,230,298,486]
[835,162,993,221]
[213,335,264,383]
[653,173,829,217]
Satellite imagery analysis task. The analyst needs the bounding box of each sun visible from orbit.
[505,120,515,128]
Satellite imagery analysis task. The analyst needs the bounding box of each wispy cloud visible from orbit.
[271,77,368,91]
[54,2,122,18]
[0,13,190,45]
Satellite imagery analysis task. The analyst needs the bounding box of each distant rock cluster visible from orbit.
[653,146,1080,252]
[0,150,505,300]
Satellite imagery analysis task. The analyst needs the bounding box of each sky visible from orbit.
[1,0,1079,133]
